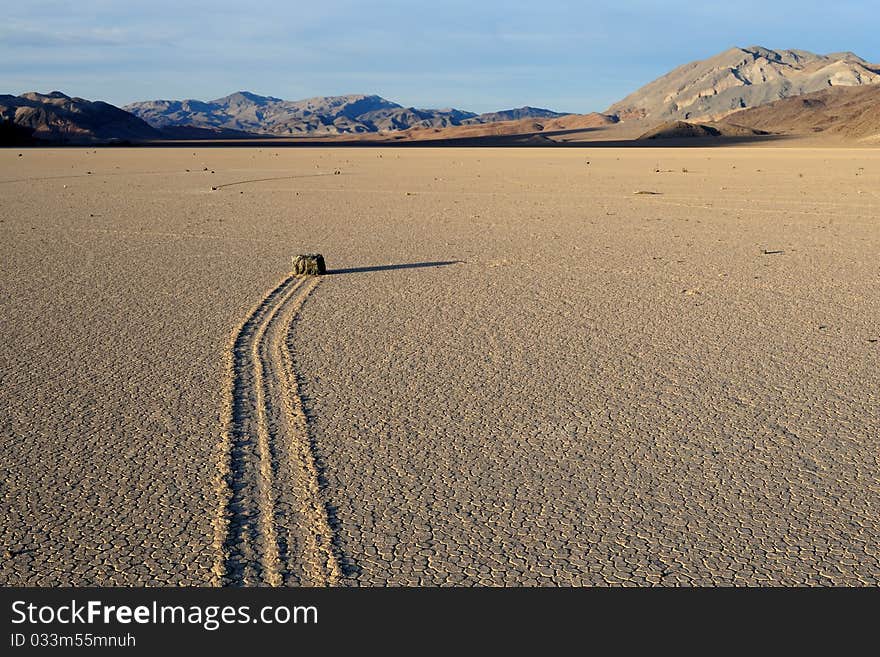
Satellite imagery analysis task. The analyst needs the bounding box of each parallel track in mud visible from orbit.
[214,274,340,586]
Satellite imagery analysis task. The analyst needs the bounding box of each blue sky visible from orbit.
[2,1,878,113]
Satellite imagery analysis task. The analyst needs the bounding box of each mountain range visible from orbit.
[3,46,879,144]
[123,91,567,136]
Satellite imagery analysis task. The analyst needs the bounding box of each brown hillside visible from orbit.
[0,91,160,143]
[721,84,880,141]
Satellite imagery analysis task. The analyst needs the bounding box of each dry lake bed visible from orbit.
[1,145,878,585]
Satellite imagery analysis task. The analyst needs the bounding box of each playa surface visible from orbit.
[1,144,878,585]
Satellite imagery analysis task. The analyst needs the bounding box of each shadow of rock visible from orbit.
[329,260,462,275]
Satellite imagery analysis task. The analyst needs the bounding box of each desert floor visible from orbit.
[1,145,878,586]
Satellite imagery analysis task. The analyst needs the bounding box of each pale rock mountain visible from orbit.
[607,46,880,121]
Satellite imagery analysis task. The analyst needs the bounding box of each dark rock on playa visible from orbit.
[292,254,326,276]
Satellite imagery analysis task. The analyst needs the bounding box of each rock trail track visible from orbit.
[214,274,341,586]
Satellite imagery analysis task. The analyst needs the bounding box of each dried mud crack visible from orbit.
[213,274,341,586]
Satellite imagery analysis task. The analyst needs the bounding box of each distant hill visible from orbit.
[720,84,880,142]
[0,91,161,143]
[465,106,567,124]
[608,46,880,122]
[124,92,567,136]
[637,120,769,140]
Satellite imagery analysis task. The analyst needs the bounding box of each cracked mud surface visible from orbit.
[1,146,878,585]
